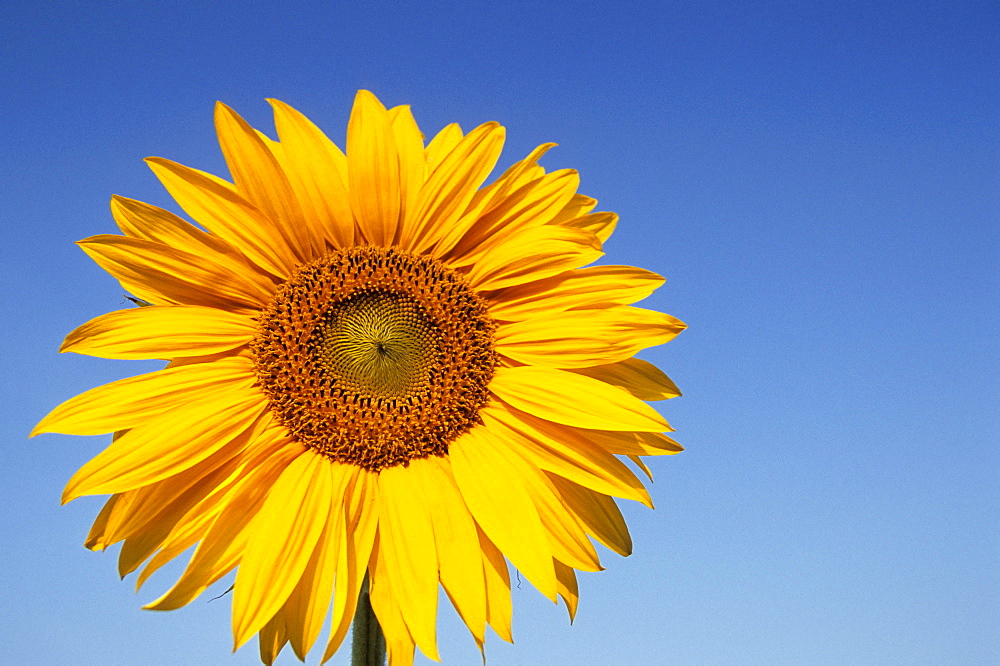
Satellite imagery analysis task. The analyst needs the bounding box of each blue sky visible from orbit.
[2,1,997,664]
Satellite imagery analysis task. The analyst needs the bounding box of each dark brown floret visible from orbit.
[251,247,496,471]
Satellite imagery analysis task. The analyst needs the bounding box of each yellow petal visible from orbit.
[367,565,417,666]
[377,460,441,660]
[466,225,603,291]
[490,365,671,432]
[495,306,686,369]
[574,429,684,456]
[60,305,255,360]
[62,383,265,502]
[488,265,664,321]
[477,526,513,643]
[347,90,400,246]
[550,477,633,557]
[232,449,334,649]
[451,168,580,265]
[629,454,654,481]
[135,487,224,590]
[572,357,682,401]
[84,495,120,551]
[214,102,310,263]
[133,413,281,573]
[407,122,505,255]
[549,193,598,225]
[490,143,558,197]
[388,105,427,249]
[33,356,254,436]
[503,448,603,572]
[323,469,379,662]
[268,98,354,249]
[78,234,273,310]
[116,448,240,578]
[424,123,463,169]
[145,157,297,277]
[554,560,580,622]
[482,403,652,508]
[433,142,556,260]
[258,612,288,666]
[114,428,261,576]
[423,457,487,645]
[110,195,265,272]
[284,463,352,659]
[449,427,558,601]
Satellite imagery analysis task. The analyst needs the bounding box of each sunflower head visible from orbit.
[35,90,685,665]
[251,245,497,471]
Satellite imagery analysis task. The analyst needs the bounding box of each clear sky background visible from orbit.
[2,1,996,664]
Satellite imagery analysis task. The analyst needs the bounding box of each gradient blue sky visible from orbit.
[2,1,997,664]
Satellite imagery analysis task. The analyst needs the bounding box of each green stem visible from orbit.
[351,575,386,666]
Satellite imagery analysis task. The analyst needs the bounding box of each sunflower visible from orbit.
[34,91,685,665]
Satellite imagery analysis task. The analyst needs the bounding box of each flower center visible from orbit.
[313,290,437,399]
[251,247,496,471]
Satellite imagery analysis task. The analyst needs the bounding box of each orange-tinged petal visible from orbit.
[549,193,598,226]
[115,447,243,578]
[258,612,288,666]
[145,437,303,611]
[488,265,664,321]
[110,195,260,268]
[466,225,603,291]
[450,427,558,601]
[133,413,282,589]
[562,211,618,244]
[146,157,297,277]
[574,428,684,456]
[434,142,556,259]
[33,356,254,436]
[134,489,223,590]
[490,143,558,197]
[629,454,654,481]
[573,357,682,401]
[268,98,354,249]
[408,122,505,255]
[214,102,311,263]
[347,90,400,246]
[78,234,273,310]
[550,477,633,557]
[477,526,513,643]
[84,495,120,551]
[483,403,652,508]
[112,430,259,575]
[62,384,265,502]
[554,560,580,622]
[490,365,671,432]
[232,449,335,649]
[451,168,580,264]
[499,447,604,572]
[60,305,255,360]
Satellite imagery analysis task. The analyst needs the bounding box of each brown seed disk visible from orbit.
[251,246,497,471]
